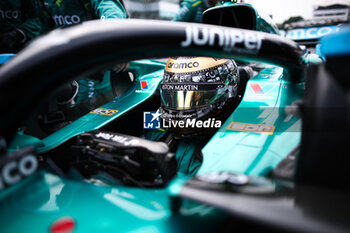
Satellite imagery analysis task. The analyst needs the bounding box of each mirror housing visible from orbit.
[202,3,279,35]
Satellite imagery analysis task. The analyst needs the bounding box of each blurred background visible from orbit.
[123,0,350,28]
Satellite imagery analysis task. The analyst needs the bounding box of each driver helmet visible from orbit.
[160,57,240,135]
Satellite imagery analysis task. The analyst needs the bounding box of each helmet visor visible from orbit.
[160,83,227,110]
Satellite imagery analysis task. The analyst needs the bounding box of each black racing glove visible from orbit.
[0,29,27,53]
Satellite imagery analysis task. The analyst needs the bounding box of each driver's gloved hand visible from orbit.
[0,29,26,53]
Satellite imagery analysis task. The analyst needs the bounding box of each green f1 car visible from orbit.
[0,3,349,233]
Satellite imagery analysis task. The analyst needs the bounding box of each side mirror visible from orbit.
[202,4,279,35]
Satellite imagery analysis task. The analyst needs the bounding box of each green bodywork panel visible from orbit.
[9,131,45,149]
[199,66,303,176]
[0,172,225,233]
